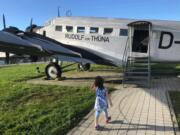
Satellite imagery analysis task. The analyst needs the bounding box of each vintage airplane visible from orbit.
[0,15,180,80]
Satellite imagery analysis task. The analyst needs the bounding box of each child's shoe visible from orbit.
[106,116,111,123]
[95,125,100,130]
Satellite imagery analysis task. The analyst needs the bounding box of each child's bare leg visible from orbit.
[95,110,100,127]
[95,117,99,127]
[103,109,108,119]
[104,109,111,123]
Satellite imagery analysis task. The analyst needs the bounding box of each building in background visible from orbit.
[0,52,49,65]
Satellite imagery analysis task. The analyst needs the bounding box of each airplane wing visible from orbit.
[0,27,115,66]
[0,31,43,55]
[22,32,96,64]
[0,28,81,58]
[22,32,81,57]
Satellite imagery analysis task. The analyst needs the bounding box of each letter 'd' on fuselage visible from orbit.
[159,32,174,49]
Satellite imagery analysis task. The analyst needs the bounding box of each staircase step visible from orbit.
[128,56,149,60]
[128,57,148,61]
[126,68,148,72]
[128,57,149,63]
[127,63,149,67]
[124,80,148,84]
[125,71,149,75]
[123,54,151,87]
[124,76,148,80]
[123,81,148,87]
[128,60,149,63]
[127,64,149,68]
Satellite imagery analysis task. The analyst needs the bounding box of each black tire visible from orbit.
[77,63,91,71]
[45,63,62,79]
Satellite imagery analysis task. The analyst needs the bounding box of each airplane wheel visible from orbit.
[45,63,62,79]
[77,63,90,71]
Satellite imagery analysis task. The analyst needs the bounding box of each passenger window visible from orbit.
[90,27,99,34]
[66,26,73,32]
[120,29,128,36]
[103,28,113,35]
[77,27,85,33]
[55,25,62,31]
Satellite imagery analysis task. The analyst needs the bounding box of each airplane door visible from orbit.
[128,21,152,54]
[132,29,149,53]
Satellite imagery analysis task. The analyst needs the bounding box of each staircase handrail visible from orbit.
[122,37,130,73]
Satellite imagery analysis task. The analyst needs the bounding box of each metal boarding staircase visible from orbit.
[122,33,151,88]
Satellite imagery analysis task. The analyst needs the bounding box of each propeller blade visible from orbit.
[3,14,9,64]
[3,14,6,29]
[30,18,33,26]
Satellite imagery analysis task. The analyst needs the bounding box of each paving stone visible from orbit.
[67,77,178,135]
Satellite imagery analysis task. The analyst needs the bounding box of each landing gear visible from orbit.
[45,62,91,80]
[45,63,62,79]
[77,63,91,71]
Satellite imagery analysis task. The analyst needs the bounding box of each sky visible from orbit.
[0,0,179,30]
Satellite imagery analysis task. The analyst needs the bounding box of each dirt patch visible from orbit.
[27,70,122,87]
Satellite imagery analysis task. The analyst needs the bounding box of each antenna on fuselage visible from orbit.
[66,10,72,17]
[57,6,60,17]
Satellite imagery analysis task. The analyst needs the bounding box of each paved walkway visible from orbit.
[67,77,180,135]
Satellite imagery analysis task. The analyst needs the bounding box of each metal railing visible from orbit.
[122,25,152,88]
[122,37,130,86]
[147,25,152,88]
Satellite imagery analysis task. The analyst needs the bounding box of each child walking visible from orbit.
[91,76,113,130]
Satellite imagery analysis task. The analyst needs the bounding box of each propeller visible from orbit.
[25,18,42,33]
[27,18,39,62]
[2,14,10,64]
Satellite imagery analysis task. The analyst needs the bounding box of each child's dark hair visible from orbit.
[94,76,104,89]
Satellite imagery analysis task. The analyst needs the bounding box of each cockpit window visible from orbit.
[55,25,62,32]
[77,27,85,33]
[120,29,128,36]
[66,26,73,32]
[90,27,99,34]
[103,28,113,35]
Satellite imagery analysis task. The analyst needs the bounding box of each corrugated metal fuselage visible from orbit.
[36,17,180,66]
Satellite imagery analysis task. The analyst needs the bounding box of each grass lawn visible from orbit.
[2,62,178,134]
[151,63,180,76]
[169,91,180,129]
[0,63,97,135]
